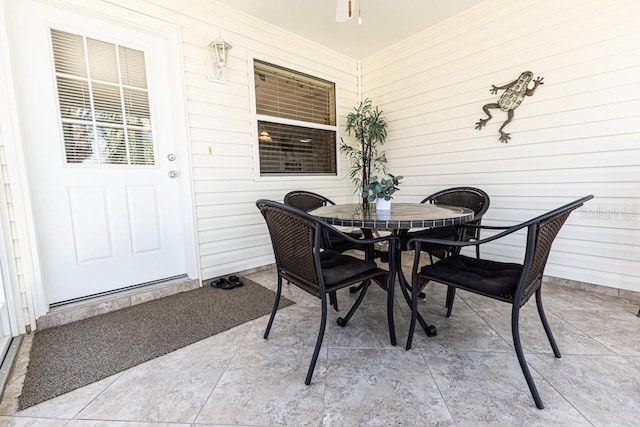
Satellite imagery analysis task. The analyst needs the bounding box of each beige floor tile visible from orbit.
[2,264,638,426]
[76,344,235,423]
[625,355,640,370]
[425,351,592,426]
[66,422,189,427]
[195,345,325,426]
[12,374,120,419]
[474,305,616,355]
[323,347,455,426]
[0,417,69,426]
[326,305,408,350]
[410,299,514,354]
[529,353,640,426]
[553,308,640,356]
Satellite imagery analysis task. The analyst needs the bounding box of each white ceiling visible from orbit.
[212,0,485,60]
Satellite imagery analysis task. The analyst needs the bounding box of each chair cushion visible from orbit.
[404,226,457,253]
[320,250,377,286]
[409,225,457,241]
[420,255,523,299]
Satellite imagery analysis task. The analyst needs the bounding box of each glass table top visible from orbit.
[310,202,474,230]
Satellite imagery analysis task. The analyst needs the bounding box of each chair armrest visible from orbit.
[408,195,594,252]
[470,224,514,230]
[407,220,531,251]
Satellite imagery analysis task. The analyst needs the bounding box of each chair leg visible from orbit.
[337,280,370,327]
[264,275,283,339]
[445,286,456,317]
[349,241,376,294]
[305,294,328,385]
[329,291,339,311]
[401,273,437,349]
[512,304,545,409]
[386,240,398,346]
[536,288,561,358]
[406,272,419,350]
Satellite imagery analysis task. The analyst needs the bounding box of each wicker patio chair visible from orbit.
[284,190,369,311]
[404,187,490,316]
[257,199,400,385]
[284,190,365,253]
[405,195,594,409]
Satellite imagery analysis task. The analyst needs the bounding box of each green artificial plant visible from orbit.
[339,98,389,204]
[362,174,403,202]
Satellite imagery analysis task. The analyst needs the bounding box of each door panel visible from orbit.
[9,1,188,304]
[69,187,114,263]
[127,186,162,254]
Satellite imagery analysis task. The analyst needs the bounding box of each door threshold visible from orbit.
[0,336,22,403]
[36,277,199,330]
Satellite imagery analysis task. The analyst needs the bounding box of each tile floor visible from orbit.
[0,259,639,426]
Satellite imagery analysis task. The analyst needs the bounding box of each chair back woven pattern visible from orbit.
[258,204,320,296]
[521,209,573,305]
[415,187,490,258]
[284,191,333,212]
[426,188,489,236]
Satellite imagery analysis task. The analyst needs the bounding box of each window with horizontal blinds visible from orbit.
[50,29,154,165]
[254,60,337,175]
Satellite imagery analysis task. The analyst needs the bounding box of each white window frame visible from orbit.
[250,57,340,180]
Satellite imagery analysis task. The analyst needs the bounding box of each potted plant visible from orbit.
[363,174,403,210]
[339,98,389,208]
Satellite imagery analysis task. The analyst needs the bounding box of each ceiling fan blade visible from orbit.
[335,0,353,22]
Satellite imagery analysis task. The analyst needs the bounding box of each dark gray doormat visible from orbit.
[18,277,293,410]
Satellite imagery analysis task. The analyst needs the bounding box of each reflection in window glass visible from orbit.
[258,121,336,174]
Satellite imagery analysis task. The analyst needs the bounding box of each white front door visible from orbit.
[9,1,189,304]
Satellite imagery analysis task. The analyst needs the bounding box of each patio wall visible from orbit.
[139,0,361,280]
[0,0,363,330]
[1,0,638,333]
[362,0,640,292]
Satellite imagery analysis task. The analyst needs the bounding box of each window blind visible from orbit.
[51,29,154,165]
[254,60,337,175]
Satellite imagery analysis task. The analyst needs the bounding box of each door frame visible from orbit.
[1,0,199,329]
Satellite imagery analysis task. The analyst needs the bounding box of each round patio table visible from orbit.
[310,202,474,339]
[310,202,473,230]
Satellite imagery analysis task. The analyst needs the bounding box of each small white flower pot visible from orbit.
[376,197,391,211]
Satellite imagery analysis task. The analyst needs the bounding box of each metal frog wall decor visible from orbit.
[475,71,544,143]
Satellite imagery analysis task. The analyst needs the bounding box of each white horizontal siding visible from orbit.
[99,0,360,280]
[363,0,640,292]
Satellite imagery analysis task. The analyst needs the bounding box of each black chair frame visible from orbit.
[284,190,373,312]
[406,195,594,409]
[257,199,400,385]
[406,187,491,313]
[417,186,490,259]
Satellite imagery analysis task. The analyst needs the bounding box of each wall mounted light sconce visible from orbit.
[206,34,232,83]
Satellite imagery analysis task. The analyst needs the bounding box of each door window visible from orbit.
[51,29,155,166]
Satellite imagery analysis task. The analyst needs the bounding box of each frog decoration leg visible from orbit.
[475,71,544,143]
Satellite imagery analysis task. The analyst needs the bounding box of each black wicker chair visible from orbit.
[404,187,490,316]
[284,190,369,311]
[284,190,365,253]
[257,199,400,385]
[405,195,593,409]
